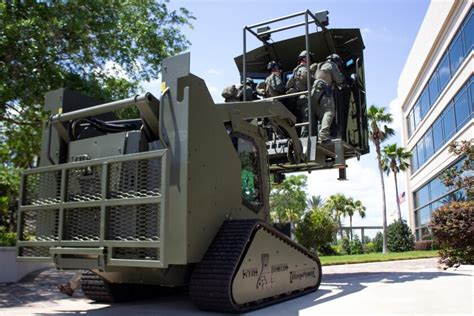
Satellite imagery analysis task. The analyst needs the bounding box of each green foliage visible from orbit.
[387,219,415,252]
[0,1,194,230]
[350,235,364,254]
[364,242,376,253]
[361,235,371,244]
[270,175,307,224]
[295,208,337,255]
[337,237,351,255]
[373,232,384,252]
[0,226,16,246]
[431,201,474,267]
[438,140,473,201]
[323,193,366,240]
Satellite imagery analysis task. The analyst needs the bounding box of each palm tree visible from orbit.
[346,198,367,241]
[307,195,324,211]
[367,105,394,254]
[324,193,358,240]
[381,143,412,221]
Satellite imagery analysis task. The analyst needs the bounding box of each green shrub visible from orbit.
[318,244,339,256]
[361,235,371,244]
[364,241,376,253]
[337,237,351,255]
[295,208,337,255]
[0,226,16,246]
[373,232,383,252]
[387,219,415,252]
[350,235,363,254]
[431,201,474,267]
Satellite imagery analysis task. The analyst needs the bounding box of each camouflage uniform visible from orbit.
[286,64,313,136]
[263,72,286,97]
[310,60,345,141]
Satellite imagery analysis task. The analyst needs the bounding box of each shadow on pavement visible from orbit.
[1,268,469,315]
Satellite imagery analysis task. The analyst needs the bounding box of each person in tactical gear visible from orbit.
[286,50,315,136]
[222,78,258,102]
[310,53,346,142]
[257,61,286,98]
[238,78,259,101]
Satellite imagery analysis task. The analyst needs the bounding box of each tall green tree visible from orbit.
[381,143,412,221]
[367,105,394,253]
[324,193,365,240]
[307,195,324,210]
[346,198,366,241]
[270,175,307,230]
[0,1,194,230]
[295,207,337,254]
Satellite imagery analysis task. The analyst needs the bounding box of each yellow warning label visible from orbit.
[58,107,63,114]
[161,82,166,92]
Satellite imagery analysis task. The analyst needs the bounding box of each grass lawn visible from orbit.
[320,250,439,266]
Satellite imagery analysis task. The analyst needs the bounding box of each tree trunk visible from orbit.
[338,217,343,240]
[349,215,353,241]
[376,142,388,254]
[394,171,402,221]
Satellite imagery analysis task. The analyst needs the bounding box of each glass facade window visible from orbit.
[454,87,470,129]
[465,11,473,52]
[443,103,456,140]
[406,8,472,137]
[412,158,467,241]
[438,54,451,90]
[432,117,444,152]
[448,33,464,74]
[420,88,431,117]
[411,146,418,173]
[423,130,434,160]
[428,73,439,105]
[416,138,425,167]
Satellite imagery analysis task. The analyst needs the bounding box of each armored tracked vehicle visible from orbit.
[16,10,367,312]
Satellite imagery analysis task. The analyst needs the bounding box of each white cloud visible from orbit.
[207,68,221,75]
[361,28,371,36]
[389,97,403,135]
[305,152,409,237]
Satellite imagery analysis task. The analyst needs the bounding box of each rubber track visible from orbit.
[81,270,117,302]
[189,219,322,313]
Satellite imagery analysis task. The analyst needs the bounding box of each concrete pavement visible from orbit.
[0,258,472,315]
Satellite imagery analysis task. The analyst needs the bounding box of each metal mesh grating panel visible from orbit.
[21,209,59,241]
[107,204,160,241]
[108,157,162,199]
[64,207,101,241]
[112,248,159,260]
[19,246,51,257]
[23,171,61,205]
[67,165,102,202]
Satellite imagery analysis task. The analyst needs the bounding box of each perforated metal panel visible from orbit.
[20,209,59,241]
[67,165,102,202]
[23,171,61,205]
[109,158,162,199]
[64,207,101,241]
[107,204,160,241]
[17,150,168,267]
[19,246,50,257]
[112,248,159,261]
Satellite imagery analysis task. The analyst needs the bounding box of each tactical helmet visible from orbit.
[298,50,314,61]
[267,61,282,71]
[245,77,256,88]
[327,53,342,64]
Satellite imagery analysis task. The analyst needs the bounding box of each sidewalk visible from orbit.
[0,258,472,315]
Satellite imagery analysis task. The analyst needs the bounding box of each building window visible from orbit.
[428,73,440,105]
[464,10,473,52]
[432,116,444,152]
[443,102,456,140]
[454,86,470,130]
[406,8,472,137]
[437,54,451,91]
[448,33,464,75]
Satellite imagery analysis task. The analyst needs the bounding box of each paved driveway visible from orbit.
[0,258,472,315]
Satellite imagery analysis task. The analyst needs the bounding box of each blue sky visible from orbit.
[144,0,430,233]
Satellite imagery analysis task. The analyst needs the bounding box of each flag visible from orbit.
[398,191,406,204]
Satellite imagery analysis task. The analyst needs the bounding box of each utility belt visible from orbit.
[314,79,333,98]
